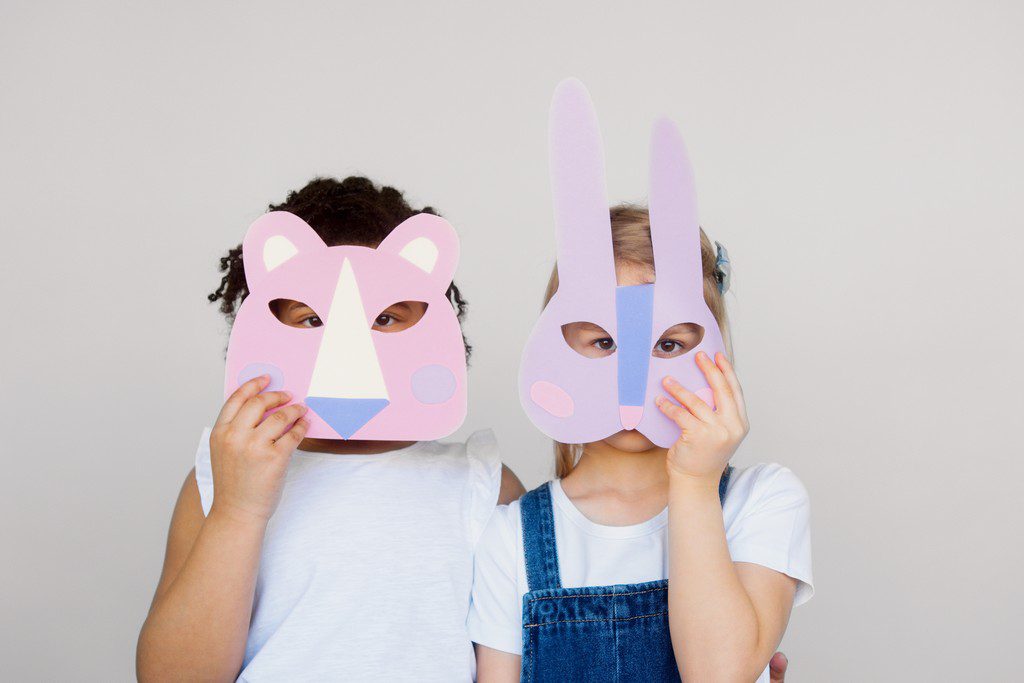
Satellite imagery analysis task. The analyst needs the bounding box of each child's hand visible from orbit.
[207,376,309,525]
[655,351,749,482]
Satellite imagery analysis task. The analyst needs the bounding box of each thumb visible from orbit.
[769,651,788,683]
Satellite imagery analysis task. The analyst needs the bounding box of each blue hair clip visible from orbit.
[714,241,731,294]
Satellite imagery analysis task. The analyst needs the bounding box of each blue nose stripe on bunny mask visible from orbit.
[615,284,654,430]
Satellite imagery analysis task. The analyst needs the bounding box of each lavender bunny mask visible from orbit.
[518,79,726,449]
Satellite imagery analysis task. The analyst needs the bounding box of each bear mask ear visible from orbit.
[376,214,460,289]
[241,212,328,290]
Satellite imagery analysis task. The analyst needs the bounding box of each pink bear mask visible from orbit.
[519,78,726,449]
[223,211,467,440]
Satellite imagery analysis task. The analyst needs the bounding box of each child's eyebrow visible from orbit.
[383,301,426,312]
[571,322,609,332]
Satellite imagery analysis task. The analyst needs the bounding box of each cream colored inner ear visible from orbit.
[264,235,299,272]
[398,237,439,273]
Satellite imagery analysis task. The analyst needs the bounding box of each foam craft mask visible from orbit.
[519,78,726,448]
[223,211,467,440]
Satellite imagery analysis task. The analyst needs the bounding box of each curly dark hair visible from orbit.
[208,175,471,357]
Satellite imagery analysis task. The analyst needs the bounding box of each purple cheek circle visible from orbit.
[411,364,457,405]
[238,363,285,393]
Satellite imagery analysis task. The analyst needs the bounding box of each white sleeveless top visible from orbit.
[193,428,502,682]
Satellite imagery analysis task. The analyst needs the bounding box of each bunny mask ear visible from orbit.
[518,78,727,449]
[649,118,703,295]
[549,78,617,293]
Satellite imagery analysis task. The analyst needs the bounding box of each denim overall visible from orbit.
[519,467,733,682]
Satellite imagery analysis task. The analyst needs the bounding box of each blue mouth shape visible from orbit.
[305,397,390,439]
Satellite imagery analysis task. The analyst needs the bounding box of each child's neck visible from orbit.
[560,440,670,526]
[298,439,417,455]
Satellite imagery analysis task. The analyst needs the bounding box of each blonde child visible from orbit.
[470,207,812,682]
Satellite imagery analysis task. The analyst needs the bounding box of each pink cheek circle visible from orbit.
[238,363,285,393]
[530,381,574,418]
[411,364,457,405]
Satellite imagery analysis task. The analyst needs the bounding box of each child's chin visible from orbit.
[603,429,658,453]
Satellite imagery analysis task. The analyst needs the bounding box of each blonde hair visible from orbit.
[546,203,731,478]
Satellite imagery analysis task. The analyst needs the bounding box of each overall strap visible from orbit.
[520,483,562,592]
[718,465,733,505]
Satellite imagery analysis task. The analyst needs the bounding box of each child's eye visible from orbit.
[652,323,705,358]
[653,338,686,358]
[561,322,617,358]
[269,299,324,330]
[372,301,428,333]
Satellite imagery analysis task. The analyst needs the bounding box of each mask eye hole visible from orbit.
[269,299,323,329]
[652,323,705,358]
[373,301,428,333]
[561,322,616,358]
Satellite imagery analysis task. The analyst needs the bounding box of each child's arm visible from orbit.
[475,645,521,682]
[666,475,797,681]
[136,376,308,681]
[498,466,526,504]
[470,503,524,682]
[657,352,798,681]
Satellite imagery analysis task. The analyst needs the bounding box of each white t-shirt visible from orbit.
[193,428,501,683]
[468,463,813,682]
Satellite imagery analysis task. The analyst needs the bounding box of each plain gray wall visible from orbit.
[2,1,1021,680]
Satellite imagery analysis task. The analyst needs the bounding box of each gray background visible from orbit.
[2,1,1021,680]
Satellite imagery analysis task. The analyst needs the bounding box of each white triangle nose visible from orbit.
[306,259,389,400]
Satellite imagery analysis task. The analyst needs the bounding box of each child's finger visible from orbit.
[257,403,309,441]
[216,375,269,426]
[274,417,310,454]
[235,391,293,428]
[715,353,749,423]
[656,395,702,431]
[661,376,716,423]
[695,351,737,418]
